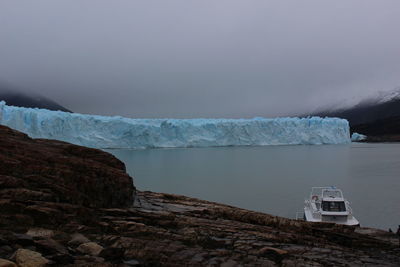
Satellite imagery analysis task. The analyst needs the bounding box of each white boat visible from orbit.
[302,187,359,226]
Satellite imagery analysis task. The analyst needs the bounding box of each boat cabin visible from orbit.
[321,200,346,212]
[302,186,359,226]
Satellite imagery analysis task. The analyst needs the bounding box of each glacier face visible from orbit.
[0,101,350,149]
[351,132,367,142]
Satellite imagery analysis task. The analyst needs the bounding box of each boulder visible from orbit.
[123,259,140,266]
[14,249,49,267]
[0,259,16,267]
[258,247,288,256]
[26,229,54,239]
[10,234,33,246]
[68,233,90,247]
[34,239,68,255]
[258,246,288,262]
[77,242,104,256]
[99,247,124,260]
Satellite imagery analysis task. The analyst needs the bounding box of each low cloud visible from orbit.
[0,1,399,118]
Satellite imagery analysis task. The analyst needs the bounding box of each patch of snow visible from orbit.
[313,86,400,114]
[375,87,400,104]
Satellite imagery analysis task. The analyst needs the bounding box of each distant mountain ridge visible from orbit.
[314,87,400,140]
[352,116,400,135]
[0,86,71,112]
[315,87,400,125]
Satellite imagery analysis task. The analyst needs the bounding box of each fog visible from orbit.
[1,1,399,118]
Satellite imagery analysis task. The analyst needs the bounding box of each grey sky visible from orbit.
[1,1,400,118]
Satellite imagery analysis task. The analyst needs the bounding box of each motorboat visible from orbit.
[301,187,359,226]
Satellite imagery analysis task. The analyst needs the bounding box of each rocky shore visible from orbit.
[351,116,400,143]
[0,125,399,266]
[357,135,400,143]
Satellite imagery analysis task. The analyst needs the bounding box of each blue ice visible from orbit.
[0,101,351,149]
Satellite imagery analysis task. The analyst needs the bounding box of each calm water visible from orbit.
[108,143,400,231]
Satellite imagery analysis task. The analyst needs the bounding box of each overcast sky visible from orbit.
[1,1,400,118]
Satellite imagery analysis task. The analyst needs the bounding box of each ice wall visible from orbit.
[0,101,350,149]
[351,132,367,142]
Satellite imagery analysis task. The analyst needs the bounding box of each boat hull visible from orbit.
[304,208,359,226]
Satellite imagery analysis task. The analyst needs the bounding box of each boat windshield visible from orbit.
[322,201,346,212]
[322,189,343,199]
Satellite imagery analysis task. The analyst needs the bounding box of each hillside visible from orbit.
[319,99,400,126]
[351,116,400,142]
[314,88,400,140]
[0,85,71,112]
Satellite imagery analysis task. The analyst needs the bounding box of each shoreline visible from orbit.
[0,125,399,266]
[1,190,399,266]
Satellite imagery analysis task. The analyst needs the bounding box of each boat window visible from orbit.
[322,190,342,199]
[322,201,346,212]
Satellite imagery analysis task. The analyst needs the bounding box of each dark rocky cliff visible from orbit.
[0,125,399,266]
[0,125,135,208]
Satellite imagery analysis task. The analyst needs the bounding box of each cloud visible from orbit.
[0,0,399,118]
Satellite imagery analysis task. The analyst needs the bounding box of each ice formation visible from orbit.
[351,132,367,142]
[0,101,351,149]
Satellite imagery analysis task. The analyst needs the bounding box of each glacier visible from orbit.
[351,132,367,142]
[0,101,351,149]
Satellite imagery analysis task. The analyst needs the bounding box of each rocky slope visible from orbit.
[0,125,399,266]
[0,125,135,208]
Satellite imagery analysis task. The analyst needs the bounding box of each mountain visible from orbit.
[0,84,71,112]
[351,116,400,142]
[315,87,400,125]
[313,87,400,141]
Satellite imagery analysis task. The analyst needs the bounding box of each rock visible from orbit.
[46,254,74,265]
[77,242,104,256]
[11,234,33,246]
[123,259,140,266]
[0,126,399,266]
[74,255,106,264]
[68,233,90,247]
[26,229,54,239]
[34,238,68,255]
[259,247,288,256]
[0,246,12,254]
[0,259,16,267]
[0,125,135,209]
[220,259,239,267]
[98,247,124,260]
[14,249,49,267]
[258,247,288,262]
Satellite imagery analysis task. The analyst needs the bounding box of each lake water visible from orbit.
[108,143,400,231]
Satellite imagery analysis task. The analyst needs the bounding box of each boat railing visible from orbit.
[346,202,353,214]
[310,186,344,200]
[295,212,304,220]
[312,211,321,219]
